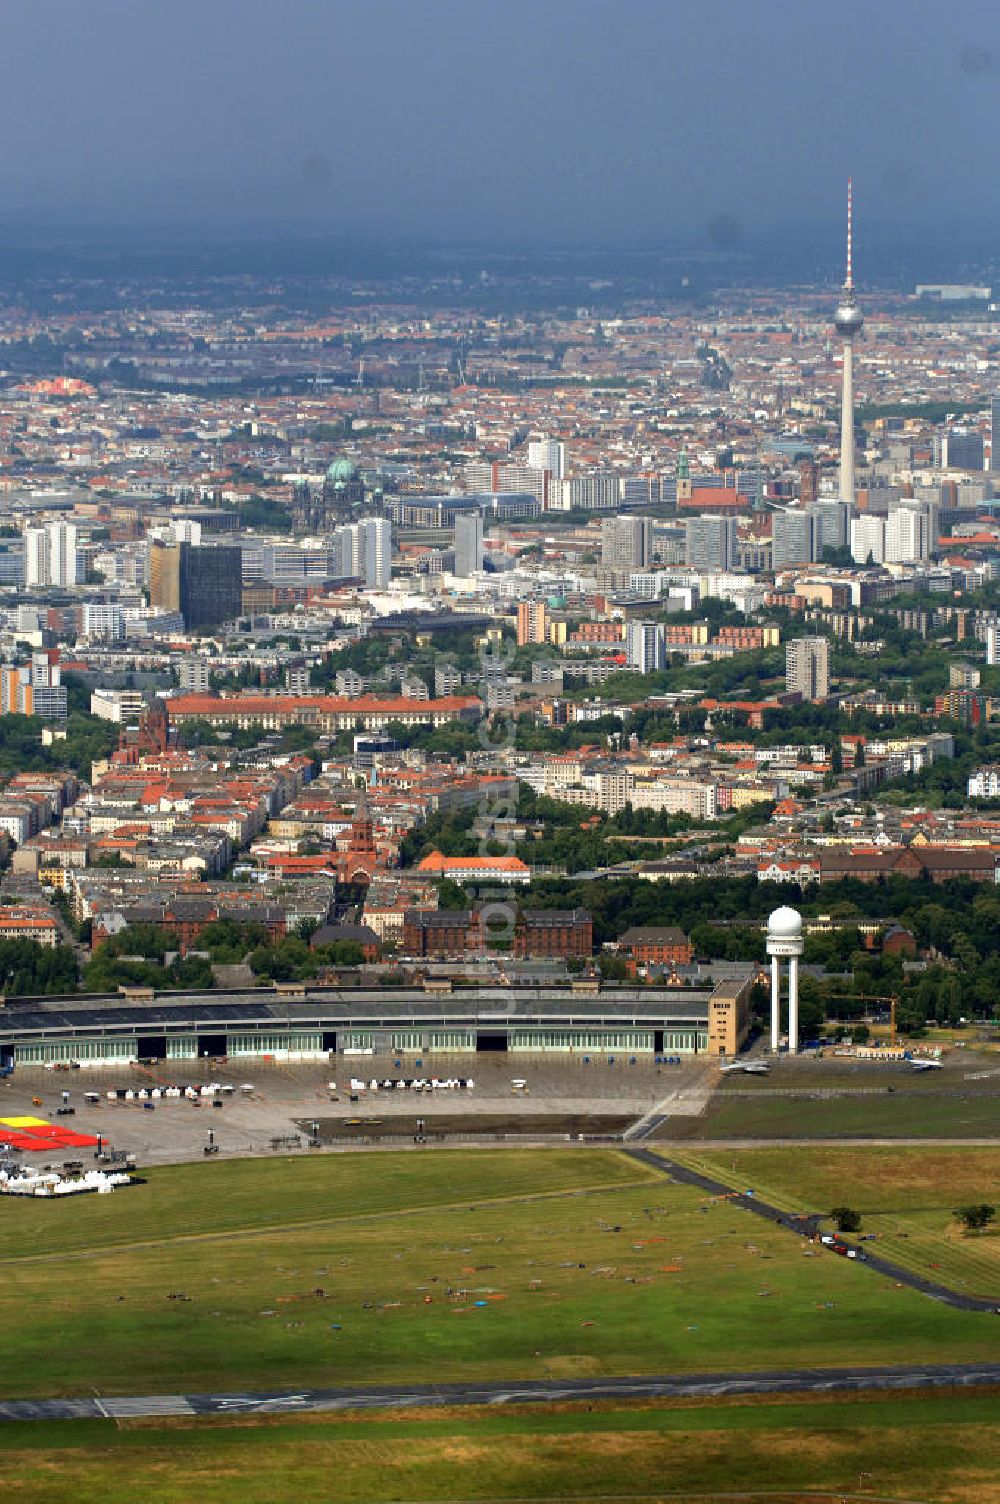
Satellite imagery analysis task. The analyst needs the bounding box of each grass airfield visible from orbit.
[1,1147,998,1401]
[674,1145,1000,1297]
[3,1144,999,1502]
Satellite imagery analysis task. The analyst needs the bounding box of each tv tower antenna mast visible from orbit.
[833,178,864,505]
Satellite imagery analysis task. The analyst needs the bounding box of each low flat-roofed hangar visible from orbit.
[0,977,755,1067]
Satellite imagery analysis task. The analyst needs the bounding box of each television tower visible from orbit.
[833,179,863,504]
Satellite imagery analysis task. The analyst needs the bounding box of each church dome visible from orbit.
[326,458,357,485]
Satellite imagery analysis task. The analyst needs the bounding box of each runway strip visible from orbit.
[2,1362,999,1422]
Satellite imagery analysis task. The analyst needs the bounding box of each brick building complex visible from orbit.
[403,907,592,959]
[618,926,694,975]
[819,845,1000,884]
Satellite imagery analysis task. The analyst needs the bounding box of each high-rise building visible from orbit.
[850,514,886,565]
[626,621,665,675]
[79,603,125,642]
[885,505,930,564]
[336,518,392,588]
[149,541,242,630]
[942,430,985,472]
[453,512,484,577]
[24,522,80,588]
[807,501,852,558]
[986,622,1000,667]
[834,180,864,504]
[785,636,830,702]
[363,518,392,589]
[771,509,817,569]
[338,523,365,580]
[684,514,738,571]
[1,654,66,719]
[991,397,1000,472]
[527,437,566,479]
[601,516,652,571]
[516,601,548,646]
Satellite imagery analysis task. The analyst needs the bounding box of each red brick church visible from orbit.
[331,789,392,885]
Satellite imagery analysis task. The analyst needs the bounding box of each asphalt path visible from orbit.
[627,1147,1000,1313]
[2,1361,1000,1422]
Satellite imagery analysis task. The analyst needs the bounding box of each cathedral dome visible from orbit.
[326,458,357,485]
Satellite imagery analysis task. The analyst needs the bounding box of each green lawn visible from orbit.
[673,1146,1000,1297]
[1,1149,997,1400]
[3,1393,1000,1502]
[0,1148,639,1258]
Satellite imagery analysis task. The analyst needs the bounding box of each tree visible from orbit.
[831,1206,862,1233]
[954,1204,996,1233]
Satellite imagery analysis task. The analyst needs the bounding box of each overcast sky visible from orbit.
[1,0,998,244]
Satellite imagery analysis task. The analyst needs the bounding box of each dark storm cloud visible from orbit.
[0,0,997,240]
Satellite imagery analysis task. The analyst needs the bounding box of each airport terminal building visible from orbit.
[0,977,756,1069]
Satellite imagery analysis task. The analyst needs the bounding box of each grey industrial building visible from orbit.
[0,978,755,1067]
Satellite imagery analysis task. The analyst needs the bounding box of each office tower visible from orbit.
[885,504,930,564]
[785,636,830,702]
[527,437,566,479]
[850,514,886,565]
[992,398,1000,472]
[453,512,484,577]
[808,500,851,556]
[834,180,864,504]
[149,540,242,630]
[601,516,652,571]
[684,514,738,571]
[626,620,666,674]
[363,517,392,589]
[771,509,817,569]
[517,601,548,646]
[942,430,985,471]
[24,522,80,587]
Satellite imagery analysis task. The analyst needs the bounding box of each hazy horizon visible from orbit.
[1,0,998,252]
